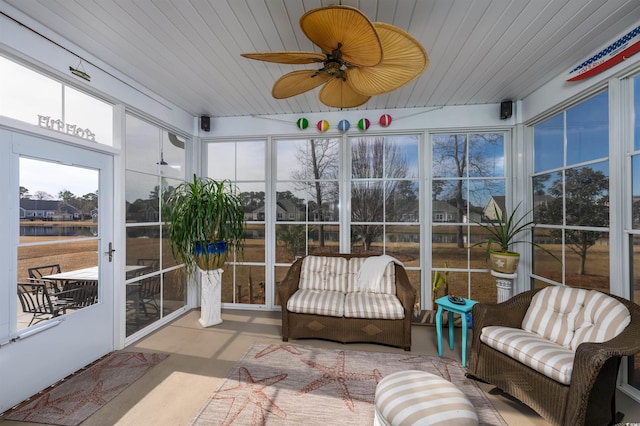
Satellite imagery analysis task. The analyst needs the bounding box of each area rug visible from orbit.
[4,351,168,426]
[191,343,507,426]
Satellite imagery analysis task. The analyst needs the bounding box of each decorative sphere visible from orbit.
[379,114,392,127]
[357,118,370,130]
[338,119,350,132]
[296,117,309,129]
[317,120,329,132]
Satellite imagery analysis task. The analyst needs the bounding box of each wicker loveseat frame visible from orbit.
[467,288,640,426]
[278,254,416,351]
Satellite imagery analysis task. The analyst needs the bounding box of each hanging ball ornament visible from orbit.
[317,120,329,132]
[379,114,393,127]
[357,118,370,131]
[296,117,309,130]
[338,119,350,132]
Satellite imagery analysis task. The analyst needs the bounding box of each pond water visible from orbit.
[20,224,98,237]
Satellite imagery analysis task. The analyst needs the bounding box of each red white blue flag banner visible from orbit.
[567,25,640,82]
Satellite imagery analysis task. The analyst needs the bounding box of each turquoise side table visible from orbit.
[435,296,477,367]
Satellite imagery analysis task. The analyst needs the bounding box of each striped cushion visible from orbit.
[374,370,478,426]
[299,256,348,292]
[344,293,405,320]
[570,290,631,350]
[286,289,344,317]
[347,257,396,294]
[480,326,575,384]
[521,286,588,347]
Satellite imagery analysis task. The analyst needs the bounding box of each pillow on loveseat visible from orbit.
[299,255,348,292]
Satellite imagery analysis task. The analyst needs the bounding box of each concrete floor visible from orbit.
[2,308,639,425]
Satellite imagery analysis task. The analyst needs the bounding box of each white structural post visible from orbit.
[491,270,517,303]
[199,268,223,327]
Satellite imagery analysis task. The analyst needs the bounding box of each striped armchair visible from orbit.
[279,254,416,351]
[467,287,640,426]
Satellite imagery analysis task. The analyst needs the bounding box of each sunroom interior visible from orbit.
[1,0,640,423]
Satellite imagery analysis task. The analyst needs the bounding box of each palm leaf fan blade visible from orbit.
[272,70,331,99]
[346,23,428,96]
[319,78,370,108]
[300,5,382,67]
[240,51,325,64]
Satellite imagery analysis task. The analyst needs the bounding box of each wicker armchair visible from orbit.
[467,288,640,426]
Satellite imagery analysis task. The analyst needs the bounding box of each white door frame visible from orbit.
[0,130,115,412]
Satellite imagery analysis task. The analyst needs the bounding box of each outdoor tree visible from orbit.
[633,199,640,229]
[534,166,608,275]
[58,189,74,204]
[290,138,339,248]
[351,137,412,251]
[432,180,445,200]
[20,186,30,199]
[241,191,265,214]
[273,191,307,256]
[80,192,98,214]
[33,190,53,200]
[432,133,503,248]
[288,137,414,252]
[276,224,306,259]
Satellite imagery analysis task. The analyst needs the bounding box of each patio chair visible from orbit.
[136,258,160,268]
[138,275,161,316]
[17,282,76,326]
[62,281,98,309]
[28,264,63,292]
[134,258,159,276]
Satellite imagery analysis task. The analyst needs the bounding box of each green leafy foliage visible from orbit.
[163,174,245,276]
[432,263,449,309]
[474,202,559,262]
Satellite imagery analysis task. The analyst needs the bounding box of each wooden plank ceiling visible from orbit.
[3,0,640,118]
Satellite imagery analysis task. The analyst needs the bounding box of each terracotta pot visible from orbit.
[489,251,520,274]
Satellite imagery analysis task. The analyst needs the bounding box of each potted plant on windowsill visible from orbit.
[473,202,558,274]
[164,174,245,326]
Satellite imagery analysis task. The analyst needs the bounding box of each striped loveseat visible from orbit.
[467,286,640,426]
[278,254,416,351]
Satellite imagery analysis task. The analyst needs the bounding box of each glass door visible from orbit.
[2,131,114,411]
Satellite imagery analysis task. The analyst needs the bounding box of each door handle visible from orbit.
[105,242,116,262]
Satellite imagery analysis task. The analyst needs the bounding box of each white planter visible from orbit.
[199,268,223,327]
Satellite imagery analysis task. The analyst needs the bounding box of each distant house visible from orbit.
[277,199,305,221]
[432,200,459,222]
[245,199,306,222]
[19,199,81,221]
[484,195,557,221]
[484,196,506,221]
[90,208,99,222]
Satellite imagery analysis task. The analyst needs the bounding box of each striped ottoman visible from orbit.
[374,370,478,426]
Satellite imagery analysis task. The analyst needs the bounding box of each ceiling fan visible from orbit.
[241,5,428,109]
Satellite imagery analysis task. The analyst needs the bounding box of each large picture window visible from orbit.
[207,134,423,308]
[532,91,609,291]
[207,140,266,306]
[125,114,187,336]
[431,133,506,305]
[349,135,421,306]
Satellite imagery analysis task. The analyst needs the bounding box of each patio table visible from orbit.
[42,265,149,281]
